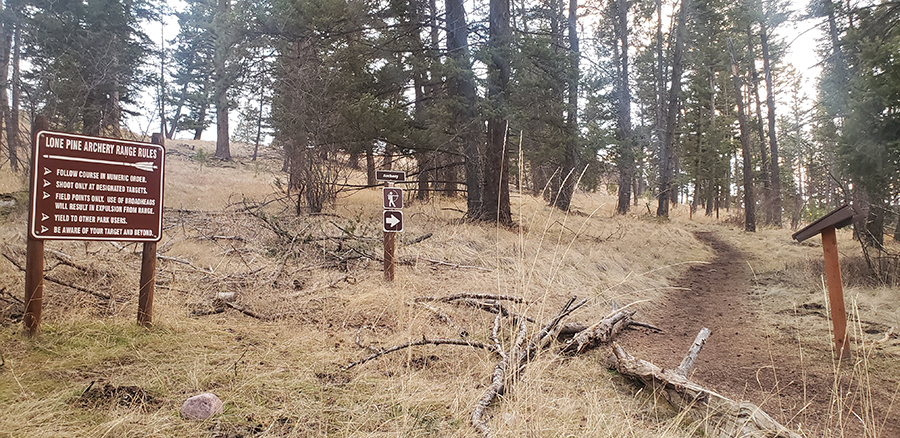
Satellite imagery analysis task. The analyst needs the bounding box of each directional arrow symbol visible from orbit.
[40,226,48,233]
[43,179,51,187]
[44,167,52,175]
[41,213,49,221]
[383,210,403,232]
[43,191,50,199]
[385,214,400,227]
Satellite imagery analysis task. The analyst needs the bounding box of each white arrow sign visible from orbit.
[383,210,403,232]
[386,214,400,227]
[44,167,51,175]
[41,213,49,221]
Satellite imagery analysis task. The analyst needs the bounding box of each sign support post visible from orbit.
[376,170,405,282]
[821,227,849,358]
[792,204,858,360]
[137,133,164,326]
[24,116,49,336]
[383,182,396,282]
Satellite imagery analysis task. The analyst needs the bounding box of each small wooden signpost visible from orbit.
[376,171,405,282]
[24,120,165,335]
[792,204,859,359]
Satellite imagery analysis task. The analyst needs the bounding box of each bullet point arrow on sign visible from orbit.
[42,213,49,221]
[44,167,51,175]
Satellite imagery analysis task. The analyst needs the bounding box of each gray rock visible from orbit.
[180,392,223,420]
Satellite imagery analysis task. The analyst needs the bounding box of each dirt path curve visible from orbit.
[619,231,897,437]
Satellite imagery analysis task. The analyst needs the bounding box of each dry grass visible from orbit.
[1,140,898,437]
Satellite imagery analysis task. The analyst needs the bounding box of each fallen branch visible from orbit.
[288,274,354,298]
[414,293,524,303]
[344,338,500,370]
[224,302,272,320]
[472,297,586,437]
[401,257,492,271]
[612,337,802,438]
[560,309,634,354]
[2,251,114,301]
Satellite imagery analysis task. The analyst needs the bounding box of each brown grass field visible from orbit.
[0,139,898,437]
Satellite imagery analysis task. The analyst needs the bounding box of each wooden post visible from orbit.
[821,227,850,359]
[24,115,49,336]
[383,179,396,282]
[138,241,157,327]
[384,231,395,282]
[138,133,164,327]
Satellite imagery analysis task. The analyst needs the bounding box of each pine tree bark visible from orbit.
[614,0,633,215]
[760,21,782,227]
[213,0,232,161]
[482,0,512,224]
[658,0,687,217]
[0,6,14,172]
[556,0,580,211]
[445,0,482,214]
[729,40,756,232]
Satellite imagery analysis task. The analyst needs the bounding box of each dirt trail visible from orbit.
[620,231,898,437]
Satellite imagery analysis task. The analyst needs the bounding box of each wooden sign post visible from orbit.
[24,127,165,334]
[792,204,858,359]
[376,171,405,282]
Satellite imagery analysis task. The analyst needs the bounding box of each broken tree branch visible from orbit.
[675,327,709,377]
[472,297,586,437]
[344,338,500,370]
[612,339,802,438]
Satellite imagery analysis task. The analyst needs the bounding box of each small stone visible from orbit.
[180,393,223,420]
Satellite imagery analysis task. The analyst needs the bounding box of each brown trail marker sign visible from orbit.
[25,127,165,335]
[376,171,405,281]
[792,204,859,359]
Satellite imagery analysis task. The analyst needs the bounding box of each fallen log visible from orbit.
[612,335,802,438]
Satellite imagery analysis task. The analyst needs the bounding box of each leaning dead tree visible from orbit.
[612,329,802,438]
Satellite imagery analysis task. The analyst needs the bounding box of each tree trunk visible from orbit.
[614,0,633,215]
[445,0,482,214]
[193,103,207,140]
[365,144,376,186]
[658,0,687,217]
[213,0,232,161]
[747,25,771,223]
[760,20,782,227]
[556,0,580,211]
[481,0,512,224]
[0,7,13,172]
[729,39,756,232]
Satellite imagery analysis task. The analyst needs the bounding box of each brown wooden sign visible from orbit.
[30,131,165,241]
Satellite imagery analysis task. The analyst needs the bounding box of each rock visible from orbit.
[180,393,223,420]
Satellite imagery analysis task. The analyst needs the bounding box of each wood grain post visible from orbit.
[138,133,164,327]
[821,227,850,359]
[24,115,49,336]
[138,241,156,327]
[384,230,395,282]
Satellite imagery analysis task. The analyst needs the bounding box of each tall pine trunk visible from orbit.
[445,0,482,213]
[614,0,633,215]
[213,0,231,160]
[760,20,782,227]
[729,39,756,232]
[482,0,512,224]
[658,0,687,217]
[556,0,580,211]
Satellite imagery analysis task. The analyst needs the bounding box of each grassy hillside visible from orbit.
[0,140,897,437]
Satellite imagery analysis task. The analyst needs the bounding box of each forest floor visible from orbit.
[622,231,900,437]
